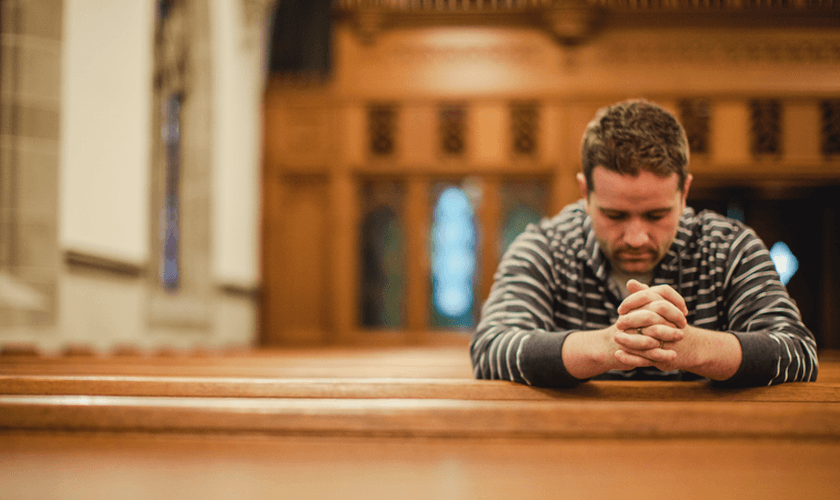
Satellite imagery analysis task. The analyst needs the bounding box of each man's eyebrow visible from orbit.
[599,206,673,212]
[644,207,674,215]
[597,206,674,216]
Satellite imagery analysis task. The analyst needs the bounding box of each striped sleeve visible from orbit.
[470,226,587,387]
[716,228,819,386]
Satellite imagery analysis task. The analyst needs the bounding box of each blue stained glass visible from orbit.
[502,204,541,255]
[769,241,798,285]
[726,202,745,222]
[432,186,476,328]
[161,94,181,291]
[361,206,404,328]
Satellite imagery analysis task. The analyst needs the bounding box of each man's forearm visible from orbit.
[561,327,627,380]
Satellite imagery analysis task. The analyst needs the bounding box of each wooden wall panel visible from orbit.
[711,101,751,165]
[783,101,822,164]
[276,177,330,344]
[331,172,358,343]
[469,103,506,167]
[399,103,436,168]
[405,177,430,336]
[477,177,501,306]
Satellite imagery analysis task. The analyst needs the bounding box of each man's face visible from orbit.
[578,167,692,274]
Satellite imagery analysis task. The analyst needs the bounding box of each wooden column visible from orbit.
[478,177,501,307]
[552,102,591,213]
[406,177,430,338]
[259,87,284,346]
[331,170,358,344]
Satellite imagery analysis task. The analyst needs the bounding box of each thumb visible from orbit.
[626,279,649,294]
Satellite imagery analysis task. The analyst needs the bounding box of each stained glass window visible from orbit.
[499,180,548,257]
[431,183,477,329]
[770,241,798,286]
[161,93,181,291]
[726,201,745,222]
[359,181,406,328]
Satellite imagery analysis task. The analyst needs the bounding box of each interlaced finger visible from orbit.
[618,285,688,316]
[615,309,681,332]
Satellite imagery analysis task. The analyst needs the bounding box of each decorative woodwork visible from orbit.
[260,3,840,348]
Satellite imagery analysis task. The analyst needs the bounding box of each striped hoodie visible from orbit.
[471,200,819,387]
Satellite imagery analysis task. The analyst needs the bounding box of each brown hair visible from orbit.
[580,99,689,192]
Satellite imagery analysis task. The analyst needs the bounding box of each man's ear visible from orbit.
[576,172,589,201]
[682,173,693,203]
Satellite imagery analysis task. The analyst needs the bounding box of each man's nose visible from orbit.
[623,219,650,248]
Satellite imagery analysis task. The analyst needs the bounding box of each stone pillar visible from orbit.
[0,0,62,327]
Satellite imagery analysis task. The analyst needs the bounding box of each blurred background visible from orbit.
[1,0,838,354]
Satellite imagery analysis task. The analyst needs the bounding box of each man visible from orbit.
[471,99,818,387]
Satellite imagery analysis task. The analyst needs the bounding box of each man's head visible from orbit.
[577,100,693,274]
[580,99,689,195]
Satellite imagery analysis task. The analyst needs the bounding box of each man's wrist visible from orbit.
[562,327,619,379]
[677,326,742,380]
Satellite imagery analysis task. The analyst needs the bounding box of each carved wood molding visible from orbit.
[600,36,840,65]
[336,2,606,47]
[334,1,839,48]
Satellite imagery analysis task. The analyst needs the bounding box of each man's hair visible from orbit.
[580,99,689,193]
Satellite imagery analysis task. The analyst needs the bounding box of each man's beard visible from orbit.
[611,246,659,272]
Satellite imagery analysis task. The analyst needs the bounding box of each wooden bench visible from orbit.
[0,346,476,378]
[2,348,839,439]
[2,347,840,499]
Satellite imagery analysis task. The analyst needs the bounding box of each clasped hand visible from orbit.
[612,279,688,370]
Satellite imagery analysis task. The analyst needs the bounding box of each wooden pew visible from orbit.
[2,349,839,439]
[2,393,839,439]
[2,347,840,499]
[0,346,476,378]
[2,373,839,402]
[3,431,838,500]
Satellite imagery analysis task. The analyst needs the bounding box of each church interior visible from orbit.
[2,1,840,498]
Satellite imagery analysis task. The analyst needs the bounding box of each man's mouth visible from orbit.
[616,250,655,263]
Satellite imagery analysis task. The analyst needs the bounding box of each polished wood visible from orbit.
[478,176,501,306]
[331,170,358,343]
[279,176,331,344]
[2,349,839,498]
[1,350,838,439]
[1,394,838,439]
[0,346,476,378]
[2,346,838,381]
[2,433,838,500]
[2,375,839,403]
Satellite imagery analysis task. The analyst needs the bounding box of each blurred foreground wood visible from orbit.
[2,347,839,499]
